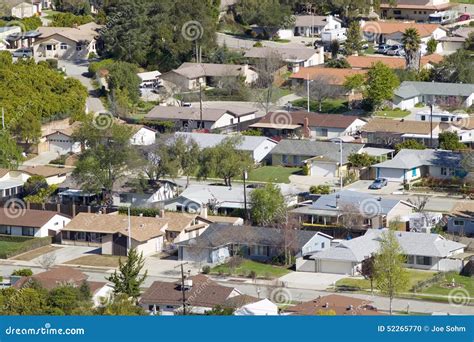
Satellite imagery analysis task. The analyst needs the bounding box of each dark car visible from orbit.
[376,44,390,54]
[369,178,388,190]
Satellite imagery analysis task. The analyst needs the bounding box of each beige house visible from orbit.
[160,211,211,244]
[33,23,101,60]
[61,213,168,257]
[380,0,454,21]
[11,1,40,18]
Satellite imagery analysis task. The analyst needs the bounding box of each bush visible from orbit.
[202,265,211,274]
[302,164,310,176]
[253,41,263,47]
[310,185,331,194]
[248,270,257,279]
[414,102,425,108]
[0,236,52,259]
[12,268,33,277]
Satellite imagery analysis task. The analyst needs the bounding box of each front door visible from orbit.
[112,233,128,256]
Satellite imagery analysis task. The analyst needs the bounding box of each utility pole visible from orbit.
[199,82,203,130]
[175,262,189,315]
[127,207,132,255]
[430,102,433,148]
[307,74,311,112]
[243,170,248,223]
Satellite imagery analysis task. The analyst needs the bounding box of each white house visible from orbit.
[11,2,40,18]
[129,125,156,146]
[373,149,465,183]
[307,229,466,275]
[0,168,30,200]
[112,180,178,208]
[0,209,70,238]
[293,15,343,37]
[175,132,277,163]
[393,81,474,110]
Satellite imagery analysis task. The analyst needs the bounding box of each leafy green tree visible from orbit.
[326,58,350,69]
[1,287,48,315]
[348,152,376,167]
[241,129,263,136]
[47,286,84,315]
[432,49,474,84]
[51,13,93,27]
[309,185,331,194]
[250,183,286,226]
[24,185,58,204]
[198,136,253,186]
[364,62,399,110]
[402,28,421,71]
[395,139,426,152]
[142,137,180,183]
[345,21,363,55]
[108,62,141,104]
[439,131,466,150]
[11,268,33,277]
[107,248,147,299]
[343,73,365,93]
[426,38,437,55]
[373,229,410,315]
[0,130,23,169]
[23,176,48,196]
[172,135,200,187]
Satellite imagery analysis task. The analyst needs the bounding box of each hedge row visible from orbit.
[0,236,52,259]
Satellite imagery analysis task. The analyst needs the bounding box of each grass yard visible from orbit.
[373,109,410,118]
[211,260,291,279]
[420,272,474,303]
[335,270,437,292]
[0,241,25,258]
[11,246,62,261]
[248,166,302,184]
[64,255,125,268]
[292,98,349,114]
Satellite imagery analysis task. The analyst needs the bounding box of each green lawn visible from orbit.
[373,109,410,118]
[0,241,24,258]
[420,272,474,302]
[248,166,302,184]
[292,98,349,114]
[336,270,437,292]
[211,260,291,279]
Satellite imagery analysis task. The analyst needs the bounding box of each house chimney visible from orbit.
[304,117,311,138]
[200,204,208,219]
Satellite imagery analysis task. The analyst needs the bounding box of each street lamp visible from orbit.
[333,138,344,191]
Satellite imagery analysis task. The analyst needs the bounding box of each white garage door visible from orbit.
[319,260,354,275]
[311,163,337,177]
[49,141,70,155]
[378,168,404,182]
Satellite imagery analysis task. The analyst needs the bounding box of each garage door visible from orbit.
[311,162,337,177]
[319,260,354,275]
[49,141,71,155]
[377,168,404,182]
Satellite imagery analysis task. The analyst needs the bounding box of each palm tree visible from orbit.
[402,28,422,71]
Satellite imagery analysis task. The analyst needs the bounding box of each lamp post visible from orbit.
[333,138,344,191]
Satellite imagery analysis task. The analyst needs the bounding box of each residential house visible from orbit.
[43,122,82,155]
[293,15,343,37]
[439,27,474,53]
[244,46,324,73]
[160,211,211,244]
[306,228,465,275]
[145,105,259,133]
[13,267,113,307]
[346,54,443,70]
[393,81,474,110]
[23,166,72,185]
[33,23,101,60]
[250,111,366,141]
[139,274,243,315]
[175,132,278,163]
[361,21,446,53]
[161,63,258,91]
[379,0,454,21]
[269,140,363,177]
[0,208,70,238]
[285,294,383,315]
[165,184,300,215]
[447,202,474,237]
[4,29,41,50]
[0,168,30,200]
[290,190,415,230]
[290,67,367,101]
[373,148,465,182]
[60,213,168,256]
[176,224,332,264]
[0,26,22,46]
[11,1,40,18]
[361,118,441,146]
[111,179,178,208]
[414,108,470,124]
[233,298,279,316]
[129,125,156,146]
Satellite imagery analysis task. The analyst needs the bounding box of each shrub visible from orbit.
[253,41,263,47]
[310,185,331,194]
[202,265,211,274]
[248,270,257,279]
[302,164,310,176]
[414,102,425,108]
[12,268,33,277]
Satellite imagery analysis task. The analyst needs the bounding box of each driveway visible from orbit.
[345,180,404,195]
[22,151,59,167]
[289,174,340,191]
[279,272,346,291]
[144,256,202,278]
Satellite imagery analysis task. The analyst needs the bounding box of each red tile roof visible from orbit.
[290,67,367,85]
[255,111,363,129]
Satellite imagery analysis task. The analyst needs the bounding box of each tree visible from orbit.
[439,131,466,150]
[395,139,426,152]
[326,58,350,69]
[198,136,253,187]
[330,39,340,59]
[432,49,474,84]
[172,135,200,187]
[250,183,286,226]
[51,13,93,27]
[205,305,235,315]
[402,28,421,71]
[426,38,437,55]
[300,75,341,112]
[254,51,283,115]
[364,62,399,110]
[0,130,23,169]
[344,21,363,55]
[73,119,141,202]
[1,287,48,315]
[96,293,145,315]
[107,248,147,299]
[108,62,142,104]
[348,152,376,167]
[141,136,180,183]
[344,73,365,94]
[11,268,33,277]
[309,185,331,194]
[464,32,474,51]
[47,286,89,315]
[360,256,375,294]
[37,253,57,270]
[373,229,410,315]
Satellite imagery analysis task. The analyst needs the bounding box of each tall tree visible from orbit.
[439,131,465,150]
[107,248,147,299]
[108,61,142,104]
[373,229,410,315]
[432,49,474,84]
[345,21,363,55]
[0,130,23,169]
[250,183,286,226]
[364,62,399,110]
[402,28,421,71]
[96,293,145,315]
[172,135,200,187]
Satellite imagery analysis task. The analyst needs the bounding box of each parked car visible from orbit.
[12,48,33,58]
[369,178,388,190]
[376,44,390,54]
[458,13,471,22]
[386,44,405,56]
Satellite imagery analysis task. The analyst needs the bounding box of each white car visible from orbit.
[12,48,33,58]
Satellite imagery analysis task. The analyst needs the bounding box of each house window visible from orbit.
[60,43,68,50]
[420,115,426,121]
[454,220,465,226]
[120,194,128,203]
[321,242,325,249]
[320,128,328,137]
[252,245,269,256]
[46,45,53,51]
[76,45,82,51]
[416,256,432,266]
[441,168,455,176]
[0,226,11,235]
[407,255,415,264]
[394,10,401,15]
[22,227,35,236]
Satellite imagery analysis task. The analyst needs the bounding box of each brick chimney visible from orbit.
[303,117,311,138]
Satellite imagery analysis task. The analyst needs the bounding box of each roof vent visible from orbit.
[377,197,382,201]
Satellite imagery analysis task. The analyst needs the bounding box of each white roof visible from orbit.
[0,179,24,190]
[175,132,277,152]
[234,299,279,316]
[138,71,161,81]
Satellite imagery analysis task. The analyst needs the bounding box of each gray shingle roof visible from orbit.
[269,140,363,163]
[312,229,466,262]
[145,106,256,121]
[172,63,248,79]
[175,132,276,152]
[374,149,463,170]
[394,81,474,99]
[244,47,318,62]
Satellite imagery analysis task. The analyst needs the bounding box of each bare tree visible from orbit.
[338,203,367,237]
[298,75,341,112]
[254,51,284,115]
[37,252,56,270]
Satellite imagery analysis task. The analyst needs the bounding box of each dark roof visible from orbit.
[256,111,363,129]
[269,140,363,162]
[0,209,68,228]
[176,224,318,250]
[139,274,235,308]
[14,267,88,290]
